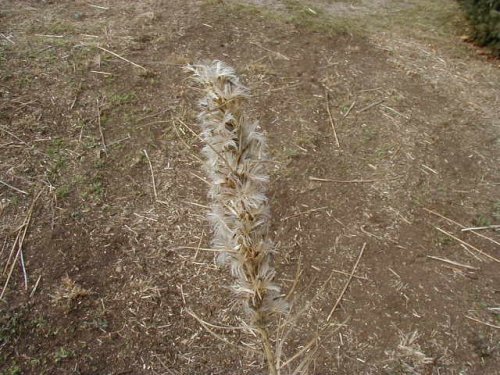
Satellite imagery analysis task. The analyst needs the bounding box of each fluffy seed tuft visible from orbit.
[187,60,287,321]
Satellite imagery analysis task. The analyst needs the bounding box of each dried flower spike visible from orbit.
[187,60,287,373]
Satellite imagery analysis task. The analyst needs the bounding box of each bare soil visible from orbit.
[1,1,499,374]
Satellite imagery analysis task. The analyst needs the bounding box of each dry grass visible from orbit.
[50,276,90,308]
[1,0,499,374]
[383,331,434,374]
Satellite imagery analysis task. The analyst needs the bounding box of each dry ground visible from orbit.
[1,0,499,374]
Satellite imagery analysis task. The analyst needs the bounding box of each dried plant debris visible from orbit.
[50,276,90,310]
[383,330,434,374]
[187,60,287,374]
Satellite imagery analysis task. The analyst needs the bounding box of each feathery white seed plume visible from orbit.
[186,60,288,321]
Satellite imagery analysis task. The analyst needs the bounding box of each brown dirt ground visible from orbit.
[1,0,499,374]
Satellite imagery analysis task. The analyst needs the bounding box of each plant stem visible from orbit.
[256,321,278,375]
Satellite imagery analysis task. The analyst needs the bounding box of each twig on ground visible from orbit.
[193,230,204,260]
[186,309,260,353]
[360,226,399,245]
[142,149,158,201]
[30,275,42,298]
[1,189,43,299]
[97,99,107,155]
[358,87,382,93]
[280,318,348,371]
[309,175,401,183]
[281,334,319,370]
[35,34,64,38]
[342,101,356,119]
[0,33,15,44]
[0,125,26,144]
[179,284,186,305]
[389,207,412,224]
[183,200,210,209]
[325,91,340,148]
[434,227,499,263]
[249,42,290,61]
[423,208,500,247]
[421,164,438,175]
[276,264,347,369]
[19,248,28,290]
[3,230,21,275]
[107,134,131,148]
[281,206,328,222]
[331,269,369,281]
[380,104,410,119]
[0,179,28,195]
[426,255,479,270]
[267,82,302,93]
[286,255,303,300]
[460,244,484,262]
[461,225,500,232]
[327,243,366,321]
[171,120,203,163]
[90,70,112,76]
[465,315,500,329]
[88,4,109,10]
[95,45,147,71]
[356,99,384,114]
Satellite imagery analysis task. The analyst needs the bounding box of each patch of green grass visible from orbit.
[36,21,77,35]
[205,0,356,36]
[283,1,327,19]
[55,184,71,199]
[67,45,97,70]
[90,179,104,198]
[1,365,21,375]
[283,147,300,160]
[83,176,105,202]
[83,138,100,150]
[54,347,73,363]
[0,311,21,345]
[375,144,394,158]
[47,138,65,155]
[9,195,20,207]
[19,74,35,88]
[493,201,500,220]
[361,126,377,142]
[436,233,453,247]
[364,0,466,43]
[82,318,109,331]
[474,214,492,227]
[95,159,106,169]
[295,127,320,150]
[47,138,67,181]
[216,0,465,45]
[204,0,224,5]
[283,0,357,35]
[71,210,84,220]
[29,358,41,368]
[0,47,7,67]
[32,317,48,330]
[109,92,137,106]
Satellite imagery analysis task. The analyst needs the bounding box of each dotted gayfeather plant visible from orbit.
[186,60,287,373]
